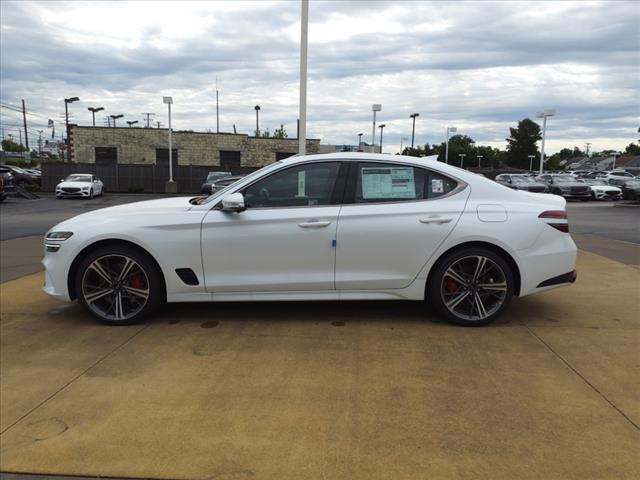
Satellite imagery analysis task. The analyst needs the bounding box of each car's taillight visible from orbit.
[539,210,569,233]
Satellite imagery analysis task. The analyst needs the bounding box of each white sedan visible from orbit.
[42,153,577,327]
[578,179,622,201]
[56,173,104,199]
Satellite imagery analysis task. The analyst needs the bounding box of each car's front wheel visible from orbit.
[428,248,514,327]
[75,245,164,325]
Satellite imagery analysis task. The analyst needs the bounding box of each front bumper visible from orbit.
[42,245,73,301]
[57,189,92,197]
[593,191,622,200]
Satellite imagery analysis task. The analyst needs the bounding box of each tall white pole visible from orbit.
[168,103,173,182]
[298,0,308,155]
[372,110,377,151]
[539,115,547,175]
[445,129,450,164]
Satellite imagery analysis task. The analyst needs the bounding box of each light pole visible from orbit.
[163,96,176,192]
[477,155,483,169]
[612,152,620,169]
[88,107,104,127]
[378,124,386,153]
[64,96,79,161]
[126,120,138,128]
[445,126,457,164]
[298,0,308,154]
[459,153,466,168]
[372,104,382,150]
[110,114,123,127]
[536,109,556,174]
[254,105,261,135]
[357,132,363,150]
[528,154,536,171]
[410,113,419,148]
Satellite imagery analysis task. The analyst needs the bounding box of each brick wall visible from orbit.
[71,126,319,167]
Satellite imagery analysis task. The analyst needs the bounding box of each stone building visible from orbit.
[69,126,320,171]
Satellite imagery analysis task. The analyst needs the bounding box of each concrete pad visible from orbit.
[1,250,639,479]
[0,236,44,284]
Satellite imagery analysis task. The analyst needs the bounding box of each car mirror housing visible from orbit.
[221,193,246,212]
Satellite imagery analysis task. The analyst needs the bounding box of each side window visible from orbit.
[243,162,340,208]
[353,162,457,203]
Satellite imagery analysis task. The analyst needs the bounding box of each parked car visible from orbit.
[200,171,232,194]
[598,170,635,181]
[577,179,622,201]
[0,164,40,186]
[202,175,244,196]
[536,174,591,200]
[495,174,548,192]
[607,178,640,200]
[56,174,104,199]
[0,166,16,200]
[42,153,577,327]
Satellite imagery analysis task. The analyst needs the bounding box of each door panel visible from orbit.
[335,162,469,290]
[201,207,339,292]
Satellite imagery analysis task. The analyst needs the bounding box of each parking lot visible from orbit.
[1,194,639,479]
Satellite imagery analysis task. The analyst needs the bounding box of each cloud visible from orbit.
[1,0,638,154]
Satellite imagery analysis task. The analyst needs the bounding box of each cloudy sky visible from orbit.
[1,0,638,154]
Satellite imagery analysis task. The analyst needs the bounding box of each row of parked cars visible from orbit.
[494,170,639,201]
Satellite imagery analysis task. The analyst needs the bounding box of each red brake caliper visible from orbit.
[130,274,144,289]
[446,278,459,293]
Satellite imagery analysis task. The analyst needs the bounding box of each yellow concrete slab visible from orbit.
[0,249,638,479]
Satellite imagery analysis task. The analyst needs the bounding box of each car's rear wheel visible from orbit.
[75,246,163,325]
[429,248,514,327]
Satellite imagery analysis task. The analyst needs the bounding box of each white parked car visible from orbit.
[577,179,622,201]
[43,153,577,327]
[56,174,104,199]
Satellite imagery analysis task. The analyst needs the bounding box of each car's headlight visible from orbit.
[45,231,74,241]
[82,186,90,190]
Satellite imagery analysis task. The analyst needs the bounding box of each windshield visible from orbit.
[65,175,92,183]
[512,176,537,184]
[198,162,283,205]
[553,175,576,184]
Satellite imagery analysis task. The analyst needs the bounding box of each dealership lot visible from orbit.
[1,194,639,479]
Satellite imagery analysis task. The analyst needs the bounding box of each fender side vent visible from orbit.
[175,268,199,286]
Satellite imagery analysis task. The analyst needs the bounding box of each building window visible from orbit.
[95,147,117,165]
[276,152,295,161]
[220,151,241,173]
[155,148,178,167]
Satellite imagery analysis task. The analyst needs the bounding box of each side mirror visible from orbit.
[60,178,64,182]
[221,192,245,212]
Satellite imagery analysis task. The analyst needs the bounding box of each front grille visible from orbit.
[605,190,620,196]
[570,187,589,194]
[62,187,80,193]
[528,186,546,192]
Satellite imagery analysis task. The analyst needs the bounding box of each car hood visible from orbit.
[591,185,621,192]
[554,182,585,188]
[57,181,92,188]
[54,197,195,228]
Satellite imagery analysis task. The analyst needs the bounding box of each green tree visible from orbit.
[506,118,541,169]
[624,142,640,156]
[273,124,287,139]
[435,134,476,165]
[261,128,271,138]
[1,139,28,153]
[401,143,439,157]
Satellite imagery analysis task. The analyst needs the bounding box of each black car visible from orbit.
[536,174,591,200]
[202,175,244,196]
[607,178,640,200]
[495,174,548,192]
[200,171,232,194]
[0,166,16,201]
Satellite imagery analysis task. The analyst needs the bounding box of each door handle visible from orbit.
[298,220,332,228]
[419,216,453,224]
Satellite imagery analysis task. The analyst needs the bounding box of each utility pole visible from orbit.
[254,105,261,135]
[21,99,29,151]
[19,129,22,147]
[156,121,162,128]
[584,142,591,157]
[215,76,220,133]
[142,112,155,128]
[38,130,43,154]
[410,113,419,148]
[379,124,386,152]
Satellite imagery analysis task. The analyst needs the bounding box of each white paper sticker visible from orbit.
[296,171,306,197]
[431,178,444,193]
[361,167,415,199]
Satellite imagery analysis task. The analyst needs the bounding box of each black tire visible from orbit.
[89,188,94,199]
[552,188,562,196]
[75,245,164,325]
[428,248,514,327]
[590,191,596,201]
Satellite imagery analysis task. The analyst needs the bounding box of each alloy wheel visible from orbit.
[440,255,508,322]
[81,254,150,322]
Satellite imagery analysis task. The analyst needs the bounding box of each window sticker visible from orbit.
[296,170,306,197]
[361,167,415,199]
[431,178,444,193]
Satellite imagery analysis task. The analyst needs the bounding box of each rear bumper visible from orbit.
[537,270,577,288]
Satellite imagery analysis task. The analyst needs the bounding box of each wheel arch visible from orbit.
[67,239,167,301]
[425,241,522,298]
